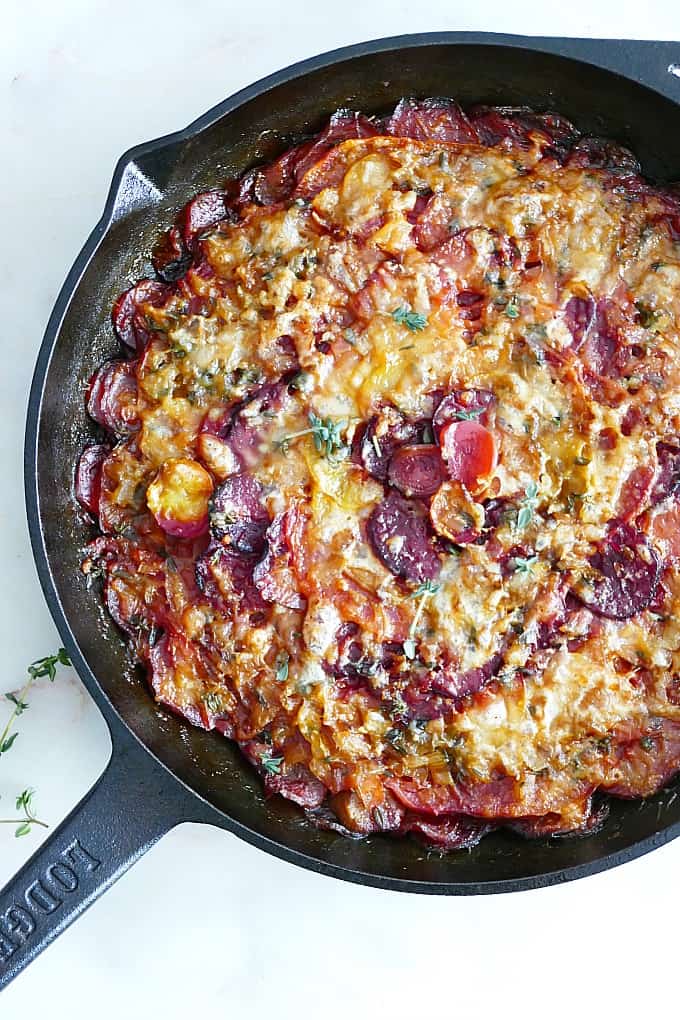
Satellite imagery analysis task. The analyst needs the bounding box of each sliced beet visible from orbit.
[566,136,641,173]
[618,464,655,521]
[439,420,498,492]
[580,299,621,376]
[195,543,265,612]
[152,226,192,283]
[209,474,269,556]
[112,279,173,354]
[75,444,110,515]
[388,444,446,498]
[573,522,660,620]
[387,98,478,144]
[86,360,139,435]
[431,651,505,701]
[563,294,596,349]
[433,389,495,438]
[356,410,421,481]
[367,492,441,582]
[262,762,326,808]
[253,511,306,611]
[293,109,380,185]
[411,194,456,252]
[651,443,680,504]
[226,379,293,469]
[182,191,228,249]
[400,813,492,850]
[255,110,380,205]
[254,140,315,204]
[468,106,577,159]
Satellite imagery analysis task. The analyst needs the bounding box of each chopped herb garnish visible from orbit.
[513,555,538,575]
[452,407,484,421]
[275,653,289,683]
[202,691,224,714]
[635,301,662,331]
[504,295,520,319]
[574,455,591,466]
[391,306,428,332]
[260,752,284,775]
[516,481,539,530]
[566,492,586,512]
[276,413,347,460]
[403,581,440,660]
[289,371,312,392]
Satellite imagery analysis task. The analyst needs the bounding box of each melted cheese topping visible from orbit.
[83,123,680,839]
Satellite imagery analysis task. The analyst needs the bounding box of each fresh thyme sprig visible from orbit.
[0,649,71,761]
[276,412,348,460]
[0,789,48,837]
[260,751,284,775]
[391,306,428,332]
[516,481,539,530]
[0,649,71,838]
[403,580,441,660]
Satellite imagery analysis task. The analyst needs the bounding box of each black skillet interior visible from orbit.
[29,33,680,893]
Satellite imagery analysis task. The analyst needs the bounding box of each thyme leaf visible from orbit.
[391,306,428,332]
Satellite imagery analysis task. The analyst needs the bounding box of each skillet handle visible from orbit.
[0,716,214,990]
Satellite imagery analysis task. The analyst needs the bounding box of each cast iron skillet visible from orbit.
[2,30,680,989]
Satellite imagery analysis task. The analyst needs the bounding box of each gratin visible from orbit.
[76,99,680,848]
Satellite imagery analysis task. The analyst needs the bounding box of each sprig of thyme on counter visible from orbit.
[0,788,48,837]
[0,649,71,837]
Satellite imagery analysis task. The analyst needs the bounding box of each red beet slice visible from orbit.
[411,194,456,252]
[387,98,478,144]
[253,511,306,611]
[195,543,265,612]
[226,380,293,469]
[75,444,110,515]
[387,444,446,498]
[112,279,173,354]
[262,762,326,808]
[367,491,441,582]
[86,360,139,434]
[400,813,492,850]
[254,110,380,205]
[566,136,641,173]
[469,106,577,155]
[563,294,596,349]
[651,443,680,504]
[574,522,660,620]
[439,420,498,492]
[618,464,655,521]
[152,226,192,283]
[355,411,421,481]
[182,191,228,249]
[433,389,495,438]
[431,651,505,701]
[254,140,315,204]
[209,474,269,556]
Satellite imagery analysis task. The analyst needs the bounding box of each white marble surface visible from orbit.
[1,0,679,1011]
